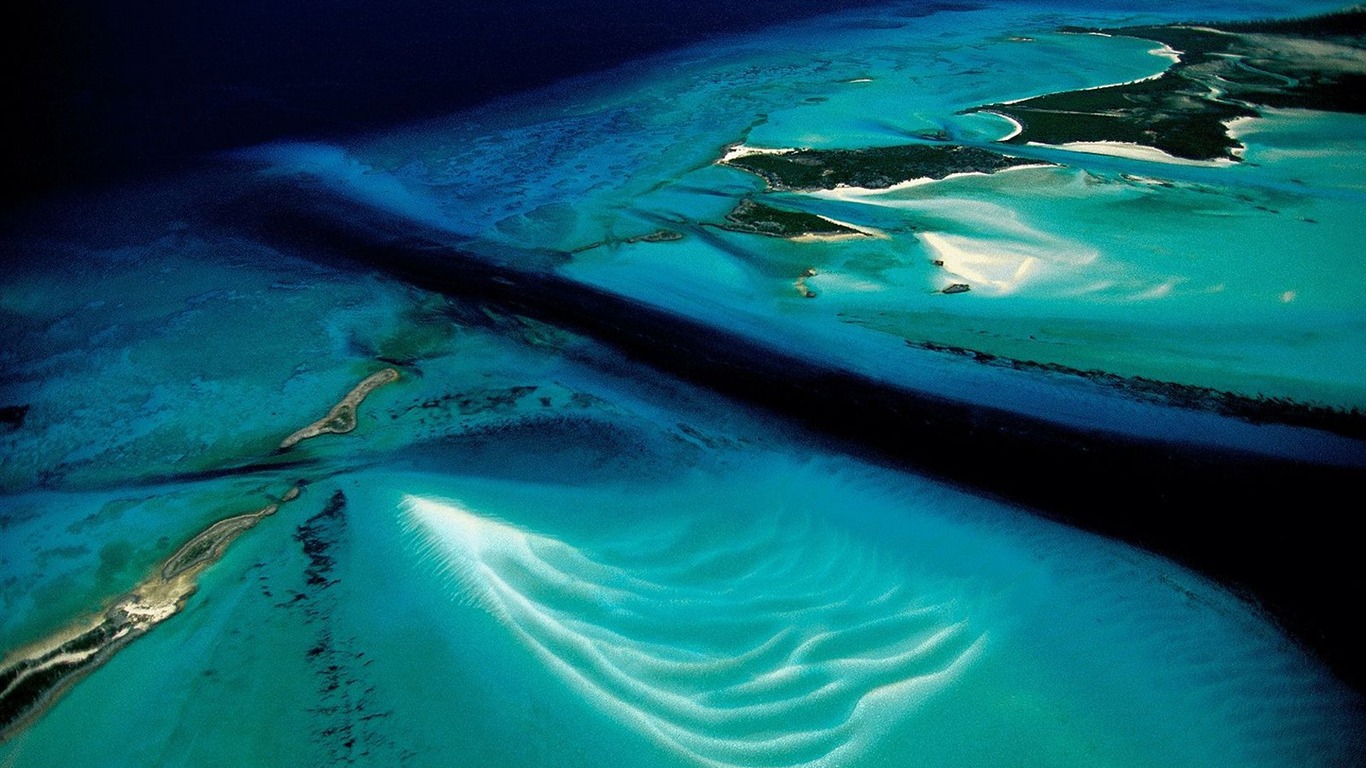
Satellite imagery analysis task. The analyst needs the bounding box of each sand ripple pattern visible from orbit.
[403,497,984,768]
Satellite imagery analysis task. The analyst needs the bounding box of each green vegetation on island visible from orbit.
[722,199,864,238]
[1124,13,1366,114]
[722,144,1042,191]
[1206,7,1366,36]
[970,8,1366,160]
[0,499,283,741]
[625,229,685,244]
[975,73,1256,160]
[1,368,401,743]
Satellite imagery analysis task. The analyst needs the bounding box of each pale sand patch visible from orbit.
[1223,116,1254,159]
[981,110,1023,141]
[1030,141,1236,167]
[1224,109,1333,150]
[1223,115,1260,139]
[919,232,1044,295]
[1151,43,1181,65]
[791,232,868,242]
[815,178,942,197]
[808,163,1052,199]
[28,648,103,671]
[1058,279,1119,298]
[719,143,796,164]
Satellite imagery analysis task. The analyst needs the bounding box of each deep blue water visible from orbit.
[11,0,1340,201]
[14,0,916,201]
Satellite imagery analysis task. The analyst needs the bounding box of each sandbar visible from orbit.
[1031,140,1236,166]
[280,367,401,449]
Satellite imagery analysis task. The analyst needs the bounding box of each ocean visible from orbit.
[2,0,1363,765]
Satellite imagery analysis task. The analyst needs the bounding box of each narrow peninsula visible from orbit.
[2,368,402,742]
[722,143,1044,191]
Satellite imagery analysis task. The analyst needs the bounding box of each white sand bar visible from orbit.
[980,110,1024,141]
[1031,141,1236,166]
[720,143,797,163]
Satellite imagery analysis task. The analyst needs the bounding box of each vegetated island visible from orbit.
[625,229,685,244]
[0,497,289,741]
[722,144,1044,191]
[1,367,399,742]
[967,8,1366,161]
[280,367,400,449]
[721,199,865,239]
[907,339,1366,439]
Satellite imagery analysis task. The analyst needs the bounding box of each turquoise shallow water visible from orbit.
[246,0,1366,409]
[6,441,1364,766]
[3,0,1365,765]
[2,234,1362,764]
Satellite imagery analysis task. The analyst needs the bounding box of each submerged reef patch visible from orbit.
[908,340,1366,439]
[0,406,28,431]
[286,489,403,762]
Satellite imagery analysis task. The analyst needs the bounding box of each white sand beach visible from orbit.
[719,143,796,164]
[805,163,1052,199]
